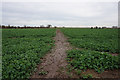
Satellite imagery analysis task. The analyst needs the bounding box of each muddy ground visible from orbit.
[30,29,120,79]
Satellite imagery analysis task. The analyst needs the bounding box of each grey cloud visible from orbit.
[2,2,118,27]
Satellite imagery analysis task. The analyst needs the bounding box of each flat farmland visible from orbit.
[61,28,120,78]
[2,28,120,79]
[61,28,119,53]
[2,29,56,79]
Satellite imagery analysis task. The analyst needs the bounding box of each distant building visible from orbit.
[112,26,118,29]
[40,25,45,28]
[102,27,107,29]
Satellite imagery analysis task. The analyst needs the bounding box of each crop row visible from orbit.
[61,28,119,53]
[61,28,120,75]
[2,29,56,79]
[67,50,120,73]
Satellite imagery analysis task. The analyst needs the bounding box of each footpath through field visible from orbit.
[31,29,76,78]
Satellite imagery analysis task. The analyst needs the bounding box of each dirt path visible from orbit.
[31,29,73,78]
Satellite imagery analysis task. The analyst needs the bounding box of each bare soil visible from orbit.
[110,53,119,56]
[82,69,120,78]
[30,29,77,78]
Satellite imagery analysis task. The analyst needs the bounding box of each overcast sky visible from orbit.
[1,0,119,27]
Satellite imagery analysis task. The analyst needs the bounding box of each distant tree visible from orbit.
[24,25,26,28]
[2,25,5,28]
[8,24,10,28]
[17,26,20,28]
[0,25,1,28]
[11,26,14,28]
[54,26,57,28]
[47,24,52,28]
[95,26,98,29]
[91,27,93,29]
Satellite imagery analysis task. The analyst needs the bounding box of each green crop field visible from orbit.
[2,29,56,79]
[61,28,120,76]
[2,28,120,79]
[61,28,119,53]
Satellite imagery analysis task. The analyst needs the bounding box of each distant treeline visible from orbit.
[0,25,119,29]
[0,24,57,29]
[91,26,119,29]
